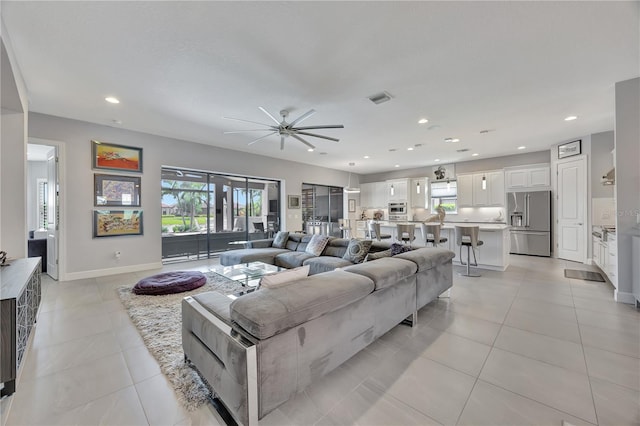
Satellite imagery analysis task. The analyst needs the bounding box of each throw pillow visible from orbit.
[342,239,373,264]
[305,234,330,256]
[366,248,392,261]
[272,231,289,249]
[259,265,310,289]
[390,242,412,256]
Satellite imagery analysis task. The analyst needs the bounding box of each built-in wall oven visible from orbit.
[389,202,408,215]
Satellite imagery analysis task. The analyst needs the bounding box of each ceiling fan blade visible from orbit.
[224,129,274,134]
[295,131,340,142]
[291,134,316,150]
[288,109,316,127]
[222,116,273,127]
[280,135,285,150]
[294,124,344,130]
[247,131,277,145]
[258,107,282,125]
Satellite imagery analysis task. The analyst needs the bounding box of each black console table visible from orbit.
[1,258,41,396]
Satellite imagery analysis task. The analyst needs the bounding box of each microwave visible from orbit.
[389,202,407,215]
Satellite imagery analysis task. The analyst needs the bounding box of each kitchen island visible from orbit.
[378,221,511,271]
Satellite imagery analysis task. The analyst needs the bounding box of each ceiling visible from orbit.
[3,1,638,174]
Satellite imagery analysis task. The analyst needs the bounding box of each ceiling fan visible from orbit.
[223,107,344,150]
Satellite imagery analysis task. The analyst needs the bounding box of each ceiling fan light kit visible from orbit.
[224,107,344,150]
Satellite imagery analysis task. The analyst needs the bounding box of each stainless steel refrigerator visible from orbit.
[508,190,552,256]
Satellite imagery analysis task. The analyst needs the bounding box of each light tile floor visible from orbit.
[2,255,639,425]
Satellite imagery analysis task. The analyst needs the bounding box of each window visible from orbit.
[430,181,458,214]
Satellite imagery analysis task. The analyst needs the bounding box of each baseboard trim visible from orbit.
[62,262,163,281]
[614,290,636,305]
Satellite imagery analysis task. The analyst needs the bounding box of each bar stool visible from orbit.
[338,219,352,239]
[396,224,416,246]
[455,225,483,277]
[367,221,392,241]
[421,223,448,247]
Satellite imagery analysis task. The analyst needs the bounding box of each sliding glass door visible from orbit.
[161,168,280,261]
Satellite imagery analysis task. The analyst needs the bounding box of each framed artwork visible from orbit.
[92,140,143,172]
[558,140,581,159]
[94,174,141,207]
[348,198,356,212]
[288,195,300,209]
[93,210,143,237]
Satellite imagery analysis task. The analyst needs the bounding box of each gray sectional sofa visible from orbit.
[219,233,392,275]
[182,237,455,425]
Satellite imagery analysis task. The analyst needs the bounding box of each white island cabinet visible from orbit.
[378,222,510,271]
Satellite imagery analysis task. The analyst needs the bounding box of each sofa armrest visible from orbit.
[247,239,274,248]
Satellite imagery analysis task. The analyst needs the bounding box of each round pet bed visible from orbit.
[132,271,206,295]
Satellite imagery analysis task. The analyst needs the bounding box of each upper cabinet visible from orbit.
[360,182,388,208]
[505,165,550,191]
[410,177,428,208]
[458,170,505,207]
[387,179,409,203]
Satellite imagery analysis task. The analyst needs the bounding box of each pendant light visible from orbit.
[390,184,395,196]
[482,175,487,190]
[416,181,421,194]
[343,162,360,193]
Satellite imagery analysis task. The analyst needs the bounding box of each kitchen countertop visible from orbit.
[377,221,510,230]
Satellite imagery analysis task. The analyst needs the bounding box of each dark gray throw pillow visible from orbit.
[342,239,373,264]
[272,231,289,249]
[390,243,411,256]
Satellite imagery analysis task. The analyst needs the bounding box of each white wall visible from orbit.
[27,112,355,279]
[1,34,29,258]
[614,77,640,304]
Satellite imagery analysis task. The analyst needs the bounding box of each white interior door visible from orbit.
[557,157,586,262]
[46,147,59,279]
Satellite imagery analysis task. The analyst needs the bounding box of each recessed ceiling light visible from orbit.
[307,148,314,152]
[472,153,479,157]
[407,147,414,151]
[564,115,577,121]
[105,97,120,104]
[363,155,370,159]
[517,146,526,150]
[418,118,429,124]
[394,164,400,168]
[444,138,460,143]
[434,159,441,162]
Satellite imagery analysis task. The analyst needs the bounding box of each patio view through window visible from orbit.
[161,168,280,261]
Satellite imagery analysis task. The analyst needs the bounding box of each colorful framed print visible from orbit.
[94,174,141,207]
[92,140,143,172]
[93,210,143,237]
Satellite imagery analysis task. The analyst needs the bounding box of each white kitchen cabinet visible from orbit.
[633,236,640,307]
[410,178,428,208]
[360,182,388,208]
[607,234,617,288]
[457,175,473,207]
[505,165,550,190]
[459,171,505,207]
[387,179,408,203]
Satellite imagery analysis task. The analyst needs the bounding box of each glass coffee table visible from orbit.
[211,261,284,299]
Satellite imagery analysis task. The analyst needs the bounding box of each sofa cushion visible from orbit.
[321,237,347,257]
[305,235,330,256]
[260,265,310,289]
[394,247,455,271]
[366,248,392,261]
[343,257,418,290]
[303,256,355,275]
[219,247,289,266]
[271,231,289,248]
[342,239,373,264]
[275,251,316,269]
[292,234,312,252]
[230,270,375,339]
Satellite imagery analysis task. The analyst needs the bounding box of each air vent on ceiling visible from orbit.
[456,148,470,153]
[368,91,392,105]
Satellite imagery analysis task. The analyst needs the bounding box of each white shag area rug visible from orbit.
[117,271,244,411]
